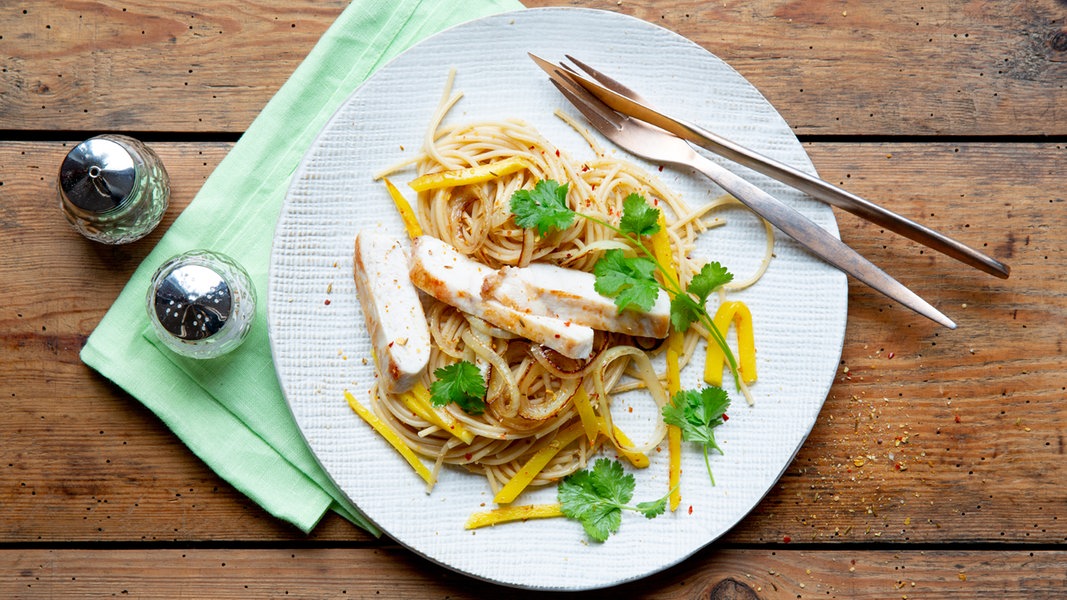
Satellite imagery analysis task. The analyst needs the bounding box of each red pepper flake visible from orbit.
[888,352,895,359]
[324,299,331,306]
[783,535,792,543]
[954,414,962,423]
[688,505,694,515]
[894,463,902,470]
[722,414,729,421]
[658,165,664,172]
[555,149,561,157]
[628,406,633,413]
[464,453,473,461]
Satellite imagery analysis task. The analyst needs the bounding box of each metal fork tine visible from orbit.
[564,55,647,103]
[548,79,624,133]
[529,53,626,131]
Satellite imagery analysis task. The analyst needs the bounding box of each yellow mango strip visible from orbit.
[703,301,757,387]
[493,422,586,505]
[382,177,422,239]
[408,384,475,444]
[649,214,680,289]
[651,215,684,511]
[465,503,565,530]
[611,425,652,469]
[665,333,684,512]
[571,385,600,444]
[344,391,433,485]
[407,156,530,192]
[597,414,650,469]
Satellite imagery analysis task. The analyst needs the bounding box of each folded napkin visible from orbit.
[81,0,522,534]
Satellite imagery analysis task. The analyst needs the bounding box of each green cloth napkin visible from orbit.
[81,0,522,534]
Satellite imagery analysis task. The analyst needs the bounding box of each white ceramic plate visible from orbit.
[269,7,847,590]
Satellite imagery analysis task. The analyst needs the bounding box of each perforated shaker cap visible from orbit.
[58,137,137,213]
[152,263,234,341]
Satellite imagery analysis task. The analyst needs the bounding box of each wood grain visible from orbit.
[1,141,1061,545]
[2,1,1065,136]
[3,547,1065,599]
[2,2,1064,596]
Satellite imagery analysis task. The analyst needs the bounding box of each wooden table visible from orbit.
[2,1,1064,597]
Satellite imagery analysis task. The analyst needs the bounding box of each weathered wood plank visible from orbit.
[3,547,1065,598]
[561,0,1067,137]
[2,1,1066,136]
[1,141,1062,544]
[0,1,347,132]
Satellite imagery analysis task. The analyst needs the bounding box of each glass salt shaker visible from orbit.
[146,250,257,359]
[58,134,170,244]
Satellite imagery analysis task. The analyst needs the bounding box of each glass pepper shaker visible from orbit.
[146,250,257,359]
[58,134,170,244]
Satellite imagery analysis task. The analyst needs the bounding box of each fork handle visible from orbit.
[685,152,957,329]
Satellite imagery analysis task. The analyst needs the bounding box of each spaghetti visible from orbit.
[368,74,771,497]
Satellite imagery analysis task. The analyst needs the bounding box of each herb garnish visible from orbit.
[661,386,731,485]
[429,360,487,415]
[510,179,575,236]
[558,458,668,542]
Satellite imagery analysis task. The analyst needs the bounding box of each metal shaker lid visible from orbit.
[152,263,233,341]
[58,137,138,213]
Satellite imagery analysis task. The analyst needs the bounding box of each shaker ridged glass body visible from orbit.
[146,250,257,359]
[58,134,169,244]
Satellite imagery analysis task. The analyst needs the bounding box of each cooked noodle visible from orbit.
[370,74,771,492]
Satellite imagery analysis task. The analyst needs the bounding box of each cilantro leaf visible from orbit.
[668,262,734,332]
[509,179,575,236]
[558,458,668,542]
[589,455,633,505]
[669,294,704,333]
[662,386,731,485]
[635,497,668,519]
[593,249,660,313]
[686,261,733,303]
[429,360,487,415]
[618,193,661,238]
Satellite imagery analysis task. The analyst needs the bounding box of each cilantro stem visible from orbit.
[703,446,715,486]
[575,213,743,390]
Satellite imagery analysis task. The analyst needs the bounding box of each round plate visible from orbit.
[269,7,847,591]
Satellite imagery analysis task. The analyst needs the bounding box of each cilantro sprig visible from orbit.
[429,360,487,415]
[592,249,660,313]
[509,179,741,388]
[510,179,575,236]
[558,458,668,542]
[661,386,731,485]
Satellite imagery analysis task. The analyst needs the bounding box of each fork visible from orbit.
[529,53,957,329]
